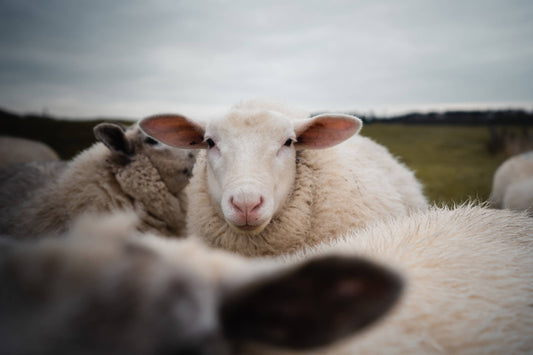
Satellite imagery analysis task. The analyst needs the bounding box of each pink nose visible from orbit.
[230,195,264,224]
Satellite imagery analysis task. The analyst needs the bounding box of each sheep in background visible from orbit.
[0,160,67,215]
[0,212,402,355]
[489,150,533,212]
[246,204,533,354]
[140,99,428,257]
[0,136,60,170]
[0,122,196,238]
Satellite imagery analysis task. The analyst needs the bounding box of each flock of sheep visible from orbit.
[0,99,532,354]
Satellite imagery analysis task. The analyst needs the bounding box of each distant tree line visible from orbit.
[353,109,533,125]
[1,107,532,160]
[0,108,132,159]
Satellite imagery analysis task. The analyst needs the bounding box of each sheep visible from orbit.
[241,204,533,354]
[140,99,428,256]
[0,211,402,355]
[0,160,67,196]
[489,150,533,212]
[1,205,532,354]
[0,121,196,238]
[0,136,60,171]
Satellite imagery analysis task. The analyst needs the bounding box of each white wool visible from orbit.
[249,205,533,354]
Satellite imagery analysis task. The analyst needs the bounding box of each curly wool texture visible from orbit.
[0,136,191,238]
[113,154,189,236]
[187,129,428,257]
[247,205,533,354]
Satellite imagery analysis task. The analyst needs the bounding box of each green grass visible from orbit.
[0,114,522,207]
[360,124,508,206]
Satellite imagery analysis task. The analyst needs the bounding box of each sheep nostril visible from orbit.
[250,196,264,213]
[230,197,244,213]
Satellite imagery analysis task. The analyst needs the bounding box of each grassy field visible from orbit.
[361,123,508,206]
[0,113,525,206]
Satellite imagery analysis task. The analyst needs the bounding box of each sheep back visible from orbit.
[0,136,59,171]
[247,205,533,354]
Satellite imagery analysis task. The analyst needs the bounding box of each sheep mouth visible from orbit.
[238,224,259,231]
[227,220,270,236]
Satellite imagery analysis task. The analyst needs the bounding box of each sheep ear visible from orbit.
[94,123,133,156]
[294,114,362,150]
[220,255,402,350]
[139,114,207,149]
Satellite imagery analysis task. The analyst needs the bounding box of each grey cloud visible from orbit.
[0,0,532,118]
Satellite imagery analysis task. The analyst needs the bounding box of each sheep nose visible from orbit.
[230,195,264,224]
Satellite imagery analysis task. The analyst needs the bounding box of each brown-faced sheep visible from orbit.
[0,122,196,238]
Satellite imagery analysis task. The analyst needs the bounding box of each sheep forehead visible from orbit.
[209,108,296,146]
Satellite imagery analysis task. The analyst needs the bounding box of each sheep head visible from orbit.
[140,104,362,235]
[94,122,196,195]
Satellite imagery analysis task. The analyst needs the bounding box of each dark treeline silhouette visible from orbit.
[0,109,133,159]
[1,107,532,160]
[353,109,533,125]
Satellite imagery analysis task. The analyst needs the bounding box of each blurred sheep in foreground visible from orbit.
[0,212,401,355]
[1,204,532,354]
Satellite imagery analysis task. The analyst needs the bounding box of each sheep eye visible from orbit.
[284,139,293,147]
[144,137,159,146]
[206,138,216,149]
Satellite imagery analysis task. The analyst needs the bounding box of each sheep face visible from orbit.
[94,122,196,195]
[132,127,197,195]
[204,110,299,235]
[140,105,361,235]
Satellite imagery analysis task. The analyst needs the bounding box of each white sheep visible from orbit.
[489,150,533,212]
[1,205,531,354]
[140,99,428,256]
[244,204,533,354]
[0,211,402,355]
[0,136,60,170]
[0,121,196,238]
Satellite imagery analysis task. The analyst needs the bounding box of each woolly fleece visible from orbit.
[246,205,533,354]
[187,101,428,256]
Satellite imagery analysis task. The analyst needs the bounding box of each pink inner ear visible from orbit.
[296,115,362,149]
[139,114,206,149]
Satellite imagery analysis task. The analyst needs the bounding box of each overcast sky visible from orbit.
[0,0,532,119]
